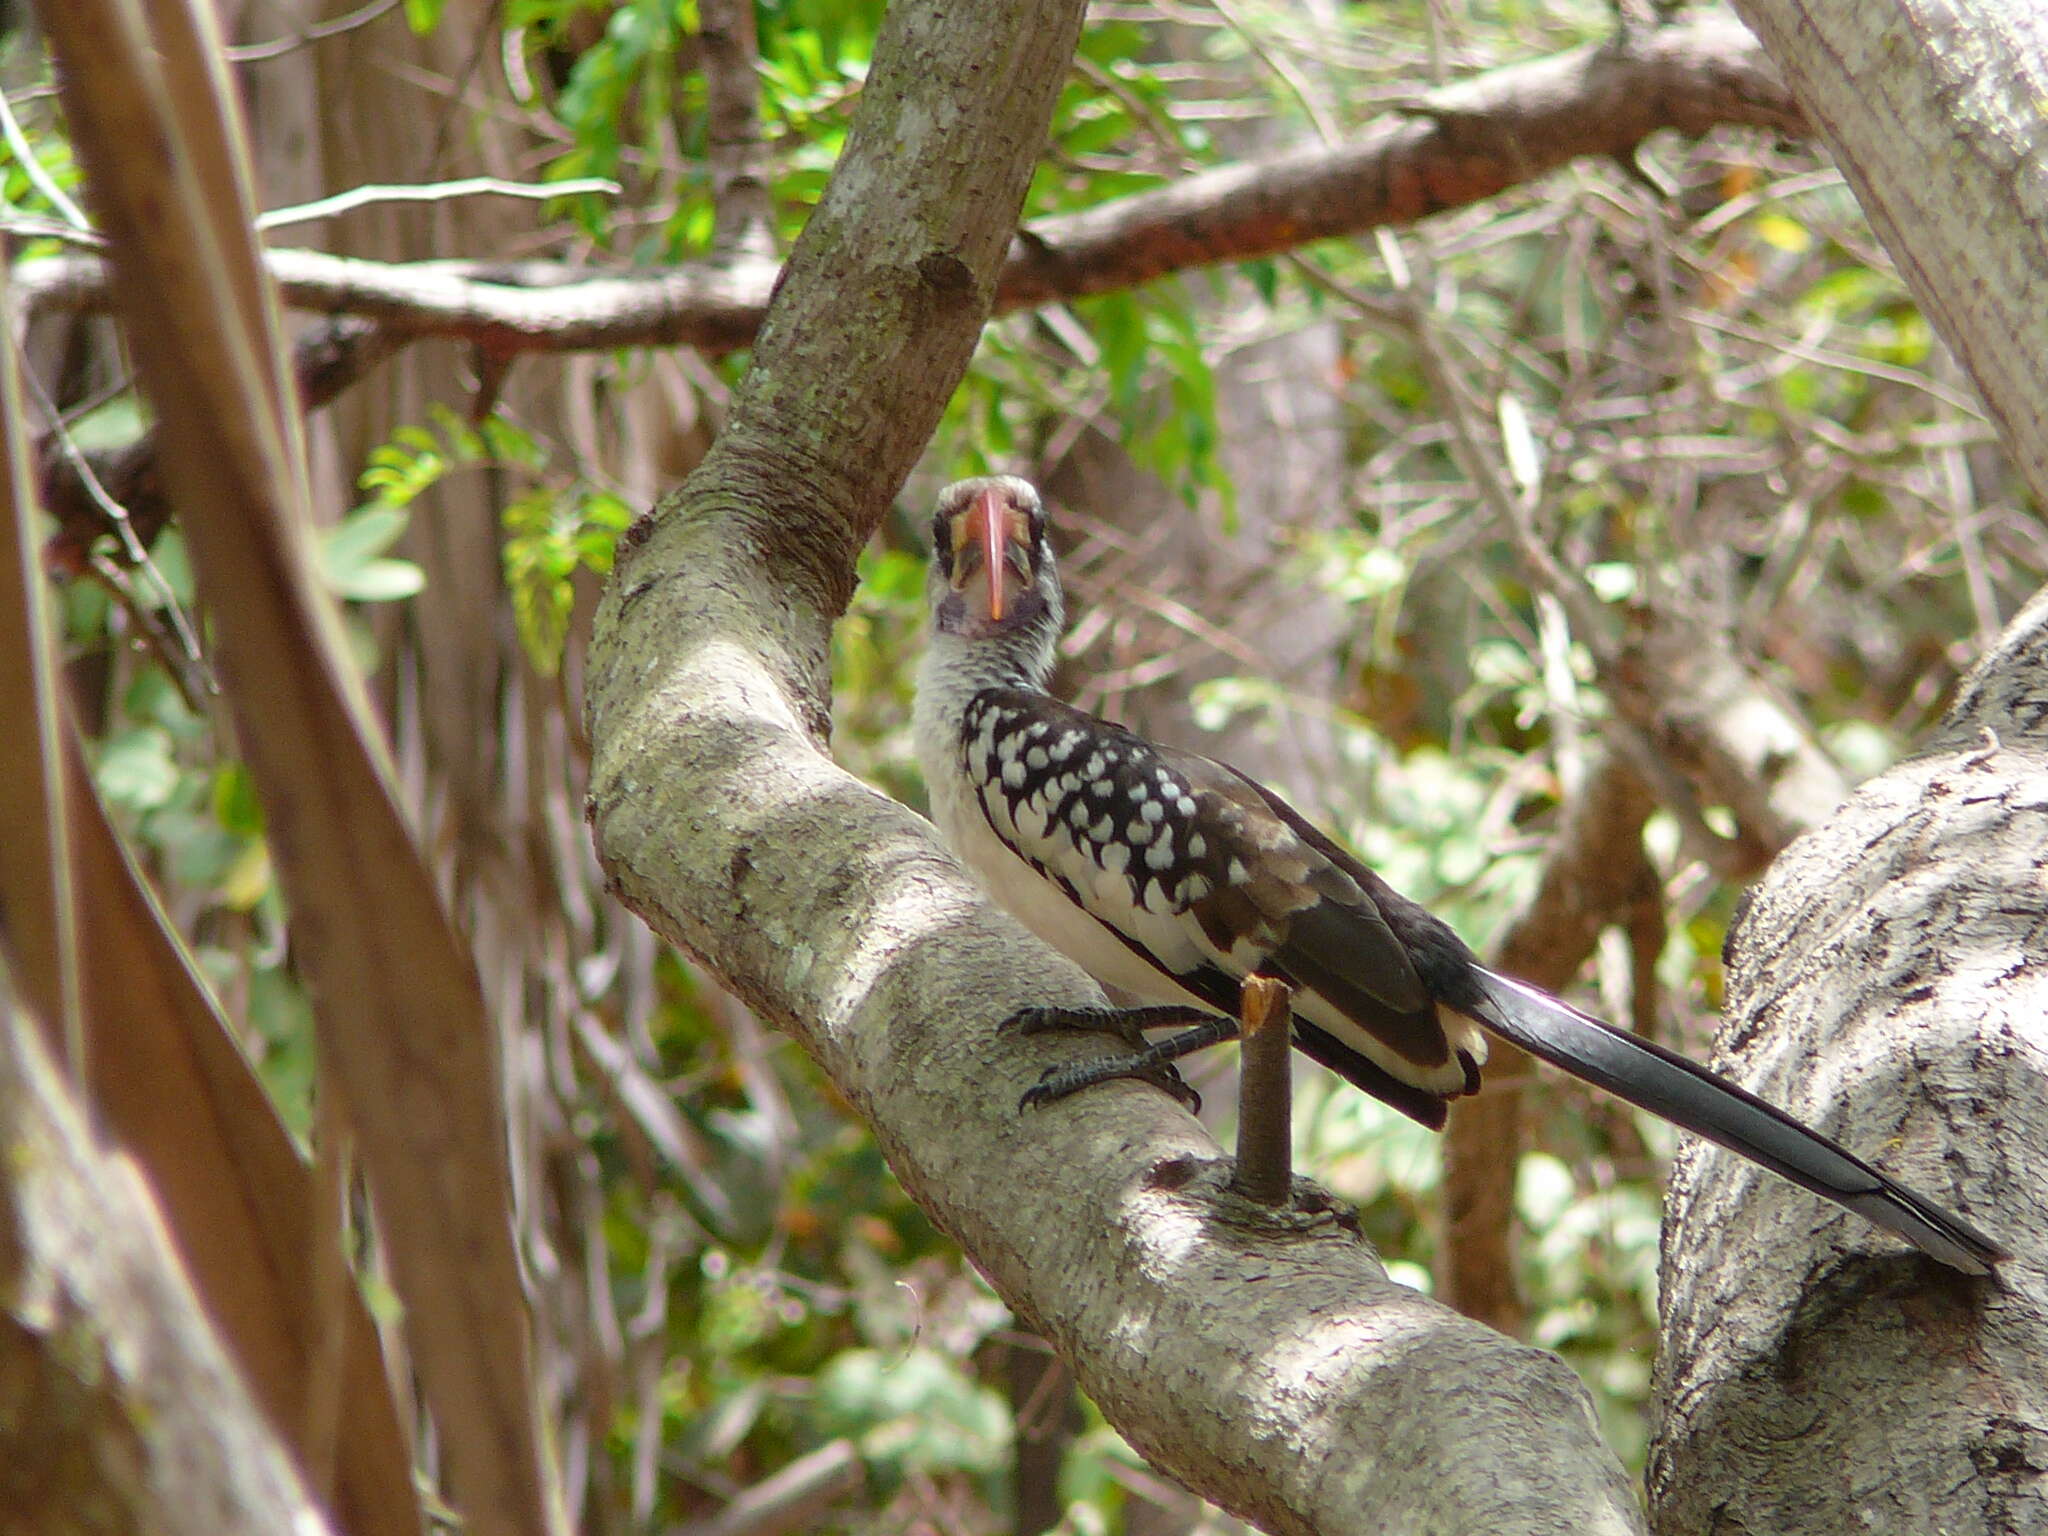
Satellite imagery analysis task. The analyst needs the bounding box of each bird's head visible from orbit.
[928,475,1062,645]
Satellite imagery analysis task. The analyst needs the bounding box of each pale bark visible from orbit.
[1607,606,1851,875]
[584,1,1644,1531]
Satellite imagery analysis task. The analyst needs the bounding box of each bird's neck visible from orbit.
[917,616,1052,711]
[914,591,1063,765]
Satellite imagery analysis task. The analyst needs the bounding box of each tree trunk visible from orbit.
[1653,589,2048,1533]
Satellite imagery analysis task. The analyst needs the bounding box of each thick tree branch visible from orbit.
[1653,589,2047,1533]
[583,1,1646,1530]
[17,20,1799,348]
[998,18,1801,307]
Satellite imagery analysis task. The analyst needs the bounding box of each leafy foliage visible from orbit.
[348,404,631,673]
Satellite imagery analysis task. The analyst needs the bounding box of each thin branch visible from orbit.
[41,315,404,567]
[83,550,217,715]
[224,0,402,63]
[1205,0,1343,147]
[670,1440,863,1536]
[23,19,1816,577]
[0,88,90,229]
[1228,975,1293,1206]
[255,175,622,233]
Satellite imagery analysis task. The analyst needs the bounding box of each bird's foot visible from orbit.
[1013,1013,1241,1115]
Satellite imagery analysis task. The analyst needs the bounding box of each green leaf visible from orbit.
[96,727,181,813]
[1585,562,1636,602]
[325,504,411,568]
[136,528,196,609]
[218,839,274,912]
[1245,258,1280,307]
[1752,210,1812,253]
[814,1348,1010,1476]
[322,505,428,602]
[64,393,149,454]
[1516,1151,1578,1229]
[210,762,266,838]
[332,558,428,603]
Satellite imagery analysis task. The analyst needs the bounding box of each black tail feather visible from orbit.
[1471,968,2006,1275]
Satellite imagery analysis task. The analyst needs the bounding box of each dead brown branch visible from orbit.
[18,21,1802,351]
[25,19,1807,562]
[0,1002,334,1536]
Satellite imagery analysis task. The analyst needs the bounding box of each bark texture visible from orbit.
[1652,590,2048,1533]
[585,1,1644,1529]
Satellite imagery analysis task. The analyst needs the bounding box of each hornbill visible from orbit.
[911,475,2004,1275]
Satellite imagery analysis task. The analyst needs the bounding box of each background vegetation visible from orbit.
[5,0,2039,1530]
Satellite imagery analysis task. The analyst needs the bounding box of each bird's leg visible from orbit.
[1012,1008,1238,1114]
[1229,974,1294,1206]
[1006,1003,1219,1052]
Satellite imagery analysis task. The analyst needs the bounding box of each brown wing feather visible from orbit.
[1156,747,1455,1071]
[1226,765,1489,1014]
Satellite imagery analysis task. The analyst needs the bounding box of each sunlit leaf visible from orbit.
[1752,210,1812,253]
[96,726,180,813]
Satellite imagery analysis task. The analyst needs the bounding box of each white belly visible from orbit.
[925,765,1206,1007]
